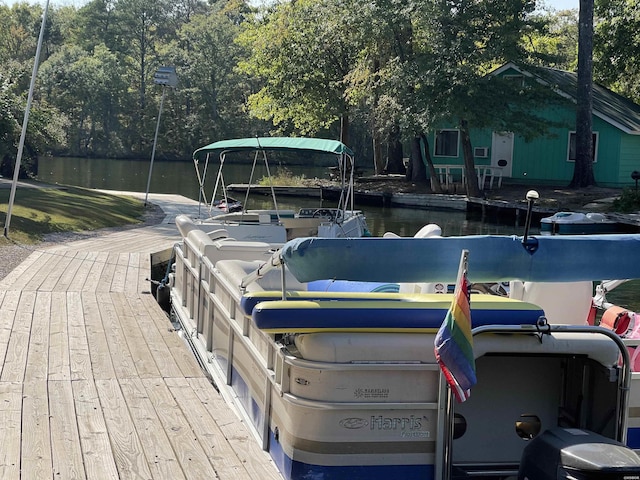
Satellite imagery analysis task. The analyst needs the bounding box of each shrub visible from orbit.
[612,187,640,213]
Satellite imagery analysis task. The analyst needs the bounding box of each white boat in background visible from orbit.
[190,137,370,244]
[167,208,640,479]
[540,211,620,235]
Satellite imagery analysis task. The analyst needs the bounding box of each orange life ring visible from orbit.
[600,305,631,336]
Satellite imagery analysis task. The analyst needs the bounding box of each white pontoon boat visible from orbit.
[168,212,640,479]
[190,137,370,244]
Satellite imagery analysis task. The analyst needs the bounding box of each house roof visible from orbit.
[492,62,640,135]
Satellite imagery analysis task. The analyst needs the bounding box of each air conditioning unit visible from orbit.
[474,147,489,158]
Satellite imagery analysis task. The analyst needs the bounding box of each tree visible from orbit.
[164,0,261,153]
[237,0,358,144]
[420,0,547,197]
[594,0,640,103]
[39,44,128,156]
[570,0,595,187]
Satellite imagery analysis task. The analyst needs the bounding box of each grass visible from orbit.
[0,184,148,245]
[257,167,308,187]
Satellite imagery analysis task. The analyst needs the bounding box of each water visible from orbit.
[36,156,528,237]
[36,156,639,311]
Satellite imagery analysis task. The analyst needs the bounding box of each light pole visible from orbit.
[4,0,50,238]
[144,66,177,206]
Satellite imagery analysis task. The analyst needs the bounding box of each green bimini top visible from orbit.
[193,137,354,159]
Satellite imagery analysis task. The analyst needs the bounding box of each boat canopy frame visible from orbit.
[192,137,357,220]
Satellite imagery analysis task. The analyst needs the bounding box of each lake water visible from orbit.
[36,156,530,237]
[36,156,638,311]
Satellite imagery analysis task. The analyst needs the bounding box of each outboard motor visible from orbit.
[518,427,640,479]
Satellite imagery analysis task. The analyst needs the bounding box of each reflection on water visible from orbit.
[38,156,530,237]
[37,156,638,311]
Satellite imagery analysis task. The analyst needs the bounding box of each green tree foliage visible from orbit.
[168,0,263,151]
[39,44,128,156]
[420,0,568,196]
[594,0,640,104]
[236,0,357,143]
[520,6,578,70]
[0,0,616,188]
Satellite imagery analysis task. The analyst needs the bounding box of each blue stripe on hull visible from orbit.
[628,428,640,450]
[268,429,435,480]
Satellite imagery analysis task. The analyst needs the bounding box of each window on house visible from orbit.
[504,74,525,86]
[435,130,459,157]
[567,132,598,162]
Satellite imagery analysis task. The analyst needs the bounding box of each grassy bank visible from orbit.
[0,185,147,245]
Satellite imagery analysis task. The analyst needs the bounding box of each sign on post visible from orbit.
[153,66,178,87]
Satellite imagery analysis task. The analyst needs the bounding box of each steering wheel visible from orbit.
[312,209,334,219]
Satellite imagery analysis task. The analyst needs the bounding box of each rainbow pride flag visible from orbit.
[434,250,477,402]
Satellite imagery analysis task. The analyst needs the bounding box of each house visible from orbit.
[425,62,640,188]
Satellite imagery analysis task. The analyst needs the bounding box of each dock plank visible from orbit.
[49,291,71,381]
[110,292,160,379]
[142,377,218,479]
[81,294,116,380]
[0,291,21,377]
[21,380,52,479]
[0,249,45,290]
[0,192,283,480]
[166,376,262,480]
[119,377,187,479]
[95,378,153,480]
[22,251,65,292]
[138,294,204,378]
[1,291,36,383]
[68,251,99,291]
[122,293,184,378]
[39,250,76,292]
[24,292,51,382]
[73,379,120,479]
[82,251,109,292]
[96,293,138,379]
[68,292,93,381]
[54,251,91,292]
[0,382,22,480]
[188,376,283,480]
[49,379,86,479]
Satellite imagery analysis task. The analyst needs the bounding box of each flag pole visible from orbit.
[3,0,50,238]
[454,249,469,295]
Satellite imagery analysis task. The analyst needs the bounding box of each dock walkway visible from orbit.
[0,192,282,480]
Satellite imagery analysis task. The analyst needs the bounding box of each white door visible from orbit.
[491,132,514,178]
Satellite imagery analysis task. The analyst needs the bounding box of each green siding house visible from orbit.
[425,62,640,188]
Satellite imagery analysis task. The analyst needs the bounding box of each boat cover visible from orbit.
[279,234,640,283]
[193,137,354,158]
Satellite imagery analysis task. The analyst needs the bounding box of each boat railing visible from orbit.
[171,239,449,474]
[437,323,633,480]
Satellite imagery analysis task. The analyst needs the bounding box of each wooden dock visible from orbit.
[0,192,282,480]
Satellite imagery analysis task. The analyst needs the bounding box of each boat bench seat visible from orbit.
[215,259,308,293]
[186,229,273,263]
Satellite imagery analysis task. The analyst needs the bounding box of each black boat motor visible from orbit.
[518,427,640,479]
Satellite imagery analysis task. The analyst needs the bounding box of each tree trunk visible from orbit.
[460,120,482,198]
[407,136,427,184]
[372,131,384,175]
[421,133,443,193]
[570,0,596,188]
[384,125,405,174]
[340,114,350,148]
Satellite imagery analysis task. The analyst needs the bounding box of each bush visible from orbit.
[612,187,640,213]
[258,167,307,186]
